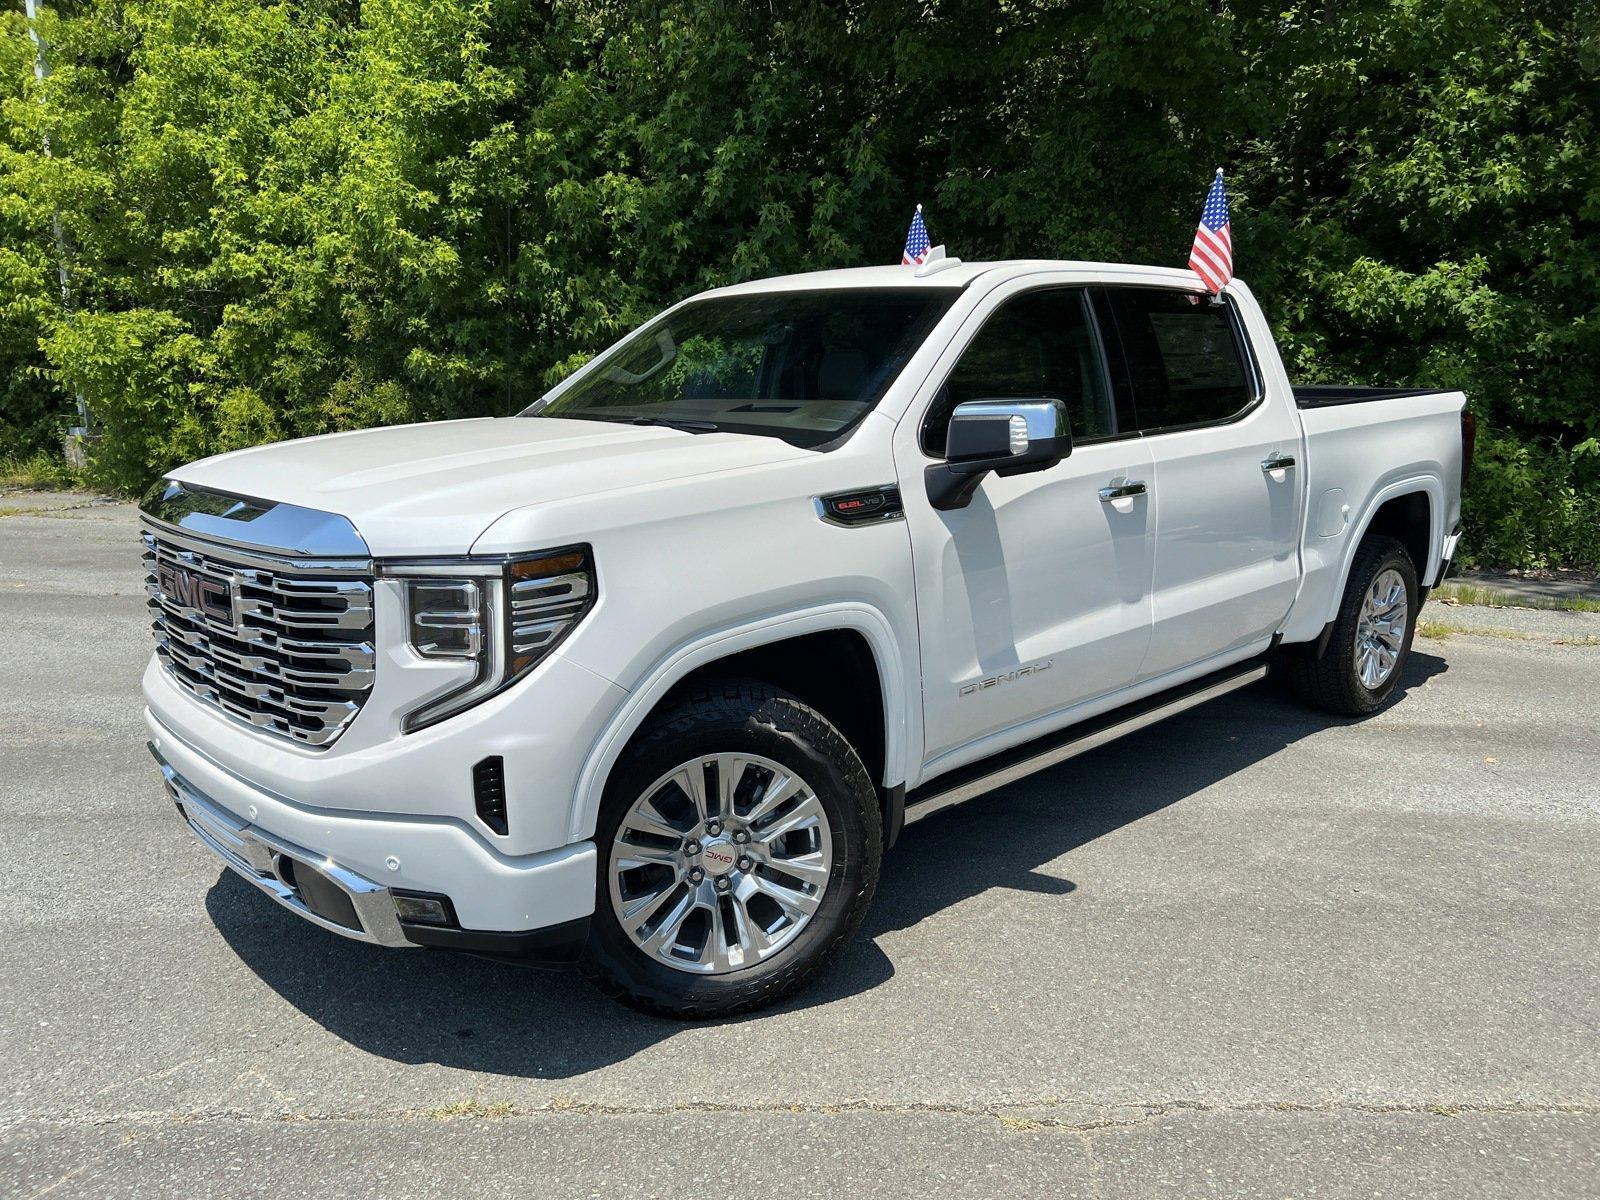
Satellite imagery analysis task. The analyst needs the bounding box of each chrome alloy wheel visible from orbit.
[607,753,834,975]
[1354,567,1408,689]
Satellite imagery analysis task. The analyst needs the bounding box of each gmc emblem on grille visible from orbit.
[157,562,237,627]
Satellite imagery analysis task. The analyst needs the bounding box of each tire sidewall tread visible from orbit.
[1286,535,1419,716]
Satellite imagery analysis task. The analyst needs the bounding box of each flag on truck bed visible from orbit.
[902,205,931,265]
[1189,170,1233,293]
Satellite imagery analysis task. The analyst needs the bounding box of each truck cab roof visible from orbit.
[703,259,1211,296]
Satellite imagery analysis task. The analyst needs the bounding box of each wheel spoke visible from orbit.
[750,873,821,923]
[715,756,749,820]
[766,849,829,886]
[700,901,736,971]
[670,763,712,823]
[635,887,698,954]
[729,893,774,954]
[744,771,803,826]
[615,842,681,871]
[621,799,686,843]
[621,877,683,925]
[755,795,824,844]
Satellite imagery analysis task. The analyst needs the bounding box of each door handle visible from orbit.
[1098,480,1147,502]
[1261,454,1296,473]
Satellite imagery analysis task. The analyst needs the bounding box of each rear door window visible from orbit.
[1097,288,1257,432]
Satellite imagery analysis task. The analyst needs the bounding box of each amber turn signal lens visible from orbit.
[510,551,585,579]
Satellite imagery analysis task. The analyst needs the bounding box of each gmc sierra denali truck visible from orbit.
[141,258,1472,1017]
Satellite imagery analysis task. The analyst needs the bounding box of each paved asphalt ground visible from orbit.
[2,494,1597,1199]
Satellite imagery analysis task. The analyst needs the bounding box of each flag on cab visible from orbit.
[902,205,931,265]
[1189,169,1233,293]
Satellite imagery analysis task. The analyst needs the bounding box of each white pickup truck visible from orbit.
[141,259,1472,1016]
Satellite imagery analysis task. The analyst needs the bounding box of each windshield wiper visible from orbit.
[622,416,720,434]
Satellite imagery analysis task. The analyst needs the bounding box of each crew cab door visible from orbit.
[1091,286,1303,680]
[895,281,1156,773]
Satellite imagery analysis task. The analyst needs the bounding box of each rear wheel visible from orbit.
[1284,535,1419,716]
[580,679,881,1018]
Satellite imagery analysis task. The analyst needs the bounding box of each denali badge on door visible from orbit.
[157,561,237,627]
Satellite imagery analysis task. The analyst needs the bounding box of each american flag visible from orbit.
[1189,169,1233,294]
[902,205,931,265]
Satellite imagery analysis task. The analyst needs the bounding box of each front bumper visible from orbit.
[156,743,415,947]
[150,720,597,963]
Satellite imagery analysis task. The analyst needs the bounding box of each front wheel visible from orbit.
[1284,534,1419,716]
[580,679,881,1018]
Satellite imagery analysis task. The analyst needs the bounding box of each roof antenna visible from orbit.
[914,244,964,277]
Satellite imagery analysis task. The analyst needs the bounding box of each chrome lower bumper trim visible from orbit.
[150,742,414,948]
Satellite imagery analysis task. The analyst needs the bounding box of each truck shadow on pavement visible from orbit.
[207,651,1446,1077]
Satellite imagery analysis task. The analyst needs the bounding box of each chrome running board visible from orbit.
[903,659,1272,827]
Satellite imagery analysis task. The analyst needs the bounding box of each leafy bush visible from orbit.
[0,449,84,490]
[1463,430,1600,570]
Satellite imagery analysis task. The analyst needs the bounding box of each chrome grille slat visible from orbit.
[143,528,375,748]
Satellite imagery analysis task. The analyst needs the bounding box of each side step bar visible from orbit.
[902,658,1272,828]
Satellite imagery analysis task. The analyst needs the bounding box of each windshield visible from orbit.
[521,288,957,448]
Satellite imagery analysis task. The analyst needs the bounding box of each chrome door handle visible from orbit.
[1098,480,1147,502]
[1261,454,1296,473]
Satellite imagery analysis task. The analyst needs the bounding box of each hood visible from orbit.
[170,417,812,556]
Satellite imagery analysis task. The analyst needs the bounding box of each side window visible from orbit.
[1099,287,1256,431]
[922,288,1113,456]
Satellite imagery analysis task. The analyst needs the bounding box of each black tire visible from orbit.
[579,678,881,1018]
[1284,535,1419,716]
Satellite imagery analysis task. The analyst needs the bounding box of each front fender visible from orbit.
[566,602,916,843]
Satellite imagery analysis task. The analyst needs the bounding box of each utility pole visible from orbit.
[23,0,92,456]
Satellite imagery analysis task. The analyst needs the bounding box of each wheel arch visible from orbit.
[1323,478,1443,628]
[568,605,914,844]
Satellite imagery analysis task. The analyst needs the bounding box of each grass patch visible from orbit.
[996,1115,1043,1132]
[1418,618,1597,646]
[423,1099,514,1121]
[1435,581,1600,613]
[0,451,87,491]
[1420,621,1538,642]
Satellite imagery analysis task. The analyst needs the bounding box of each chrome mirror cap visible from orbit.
[928,398,1073,511]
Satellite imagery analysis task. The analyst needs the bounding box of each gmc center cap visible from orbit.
[699,841,738,876]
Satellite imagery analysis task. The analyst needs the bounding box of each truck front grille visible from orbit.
[142,529,376,748]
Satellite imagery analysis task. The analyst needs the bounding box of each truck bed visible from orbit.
[1293,385,1442,409]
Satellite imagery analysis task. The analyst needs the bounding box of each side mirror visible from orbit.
[925,398,1072,511]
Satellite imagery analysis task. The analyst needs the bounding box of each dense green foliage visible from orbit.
[2,0,1597,566]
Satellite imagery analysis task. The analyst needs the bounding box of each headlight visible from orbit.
[391,545,595,732]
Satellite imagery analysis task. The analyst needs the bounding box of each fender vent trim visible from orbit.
[473,756,509,836]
